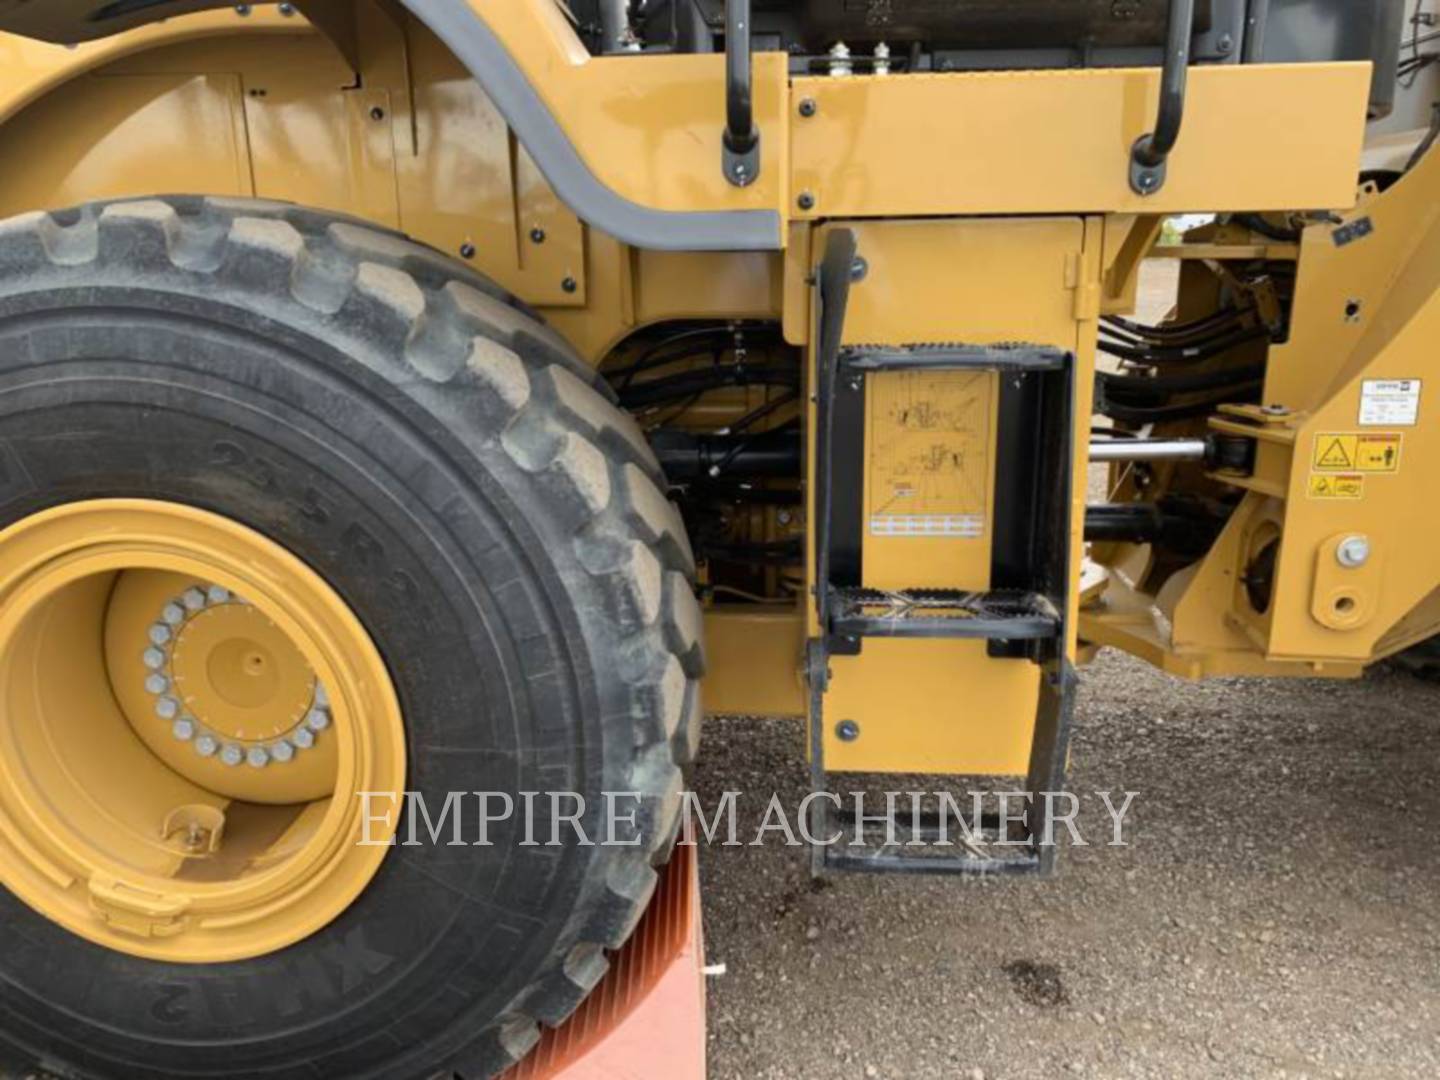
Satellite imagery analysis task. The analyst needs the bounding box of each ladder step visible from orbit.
[819,807,1045,877]
[828,587,1060,641]
[841,343,1070,373]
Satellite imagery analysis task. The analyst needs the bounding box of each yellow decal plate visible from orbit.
[1311,433,1402,473]
[1307,473,1365,500]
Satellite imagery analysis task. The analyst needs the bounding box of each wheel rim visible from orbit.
[0,500,406,963]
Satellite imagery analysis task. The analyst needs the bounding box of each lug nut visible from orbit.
[145,673,169,696]
[306,708,331,732]
[155,696,179,720]
[292,727,316,750]
[314,684,330,709]
[195,735,219,758]
[271,741,295,763]
[172,718,196,741]
[162,603,185,625]
[149,623,172,646]
[182,588,206,612]
[207,585,231,605]
[246,747,270,768]
[219,744,244,767]
[143,647,167,670]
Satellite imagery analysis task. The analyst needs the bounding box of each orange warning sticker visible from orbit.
[1312,433,1402,473]
[1307,473,1364,500]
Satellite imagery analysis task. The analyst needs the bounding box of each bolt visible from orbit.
[246,747,270,768]
[172,718,196,742]
[271,741,296,764]
[835,720,860,742]
[797,191,816,211]
[183,823,211,853]
[143,647,167,671]
[149,623,172,646]
[234,4,251,15]
[195,735,218,758]
[798,98,817,118]
[370,106,386,122]
[307,708,331,732]
[1261,403,1290,417]
[156,697,179,720]
[850,256,868,282]
[778,510,793,526]
[529,227,546,244]
[278,1,296,13]
[145,673,169,696]
[182,588,206,612]
[315,683,330,709]
[292,727,316,750]
[1336,535,1371,568]
[561,276,578,294]
[459,242,476,260]
[162,603,185,625]
[1216,32,1234,54]
[220,744,244,767]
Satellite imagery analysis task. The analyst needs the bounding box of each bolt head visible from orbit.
[220,744,244,767]
[1336,535,1371,568]
[271,741,296,764]
[149,623,172,647]
[172,718,196,742]
[162,603,185,626]
[143,647,167,671]
[195,735,219,758]
[182,588,206,612]
[798,98,817,118]
[246,747,270,769]
[459,242,477,260]
[561,276,578,294]
[797,192,816,211]
[835,719,860,742]
[529,227,546,244]
[155,696,179,720]
[207,585,231,605]
[145,673,169,696]
[307,708,331,732]
[292,727,316,750]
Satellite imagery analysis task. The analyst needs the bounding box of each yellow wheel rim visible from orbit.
[0,500,406,963]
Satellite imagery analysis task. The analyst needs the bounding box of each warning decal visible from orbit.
[1308,474,1364,500]
[1312,433,1402,473]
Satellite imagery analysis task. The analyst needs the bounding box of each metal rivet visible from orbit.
[562,276,578,294]
[278,2,296,14]
[370,106,386,122]
[798,98,817,118]
[835,719,860,742]
[797,191,816,211]
[234,4,251,15]
[530,227,546,244]
[459,242,476,259]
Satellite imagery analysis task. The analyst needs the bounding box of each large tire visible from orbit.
[0,197,702,1079]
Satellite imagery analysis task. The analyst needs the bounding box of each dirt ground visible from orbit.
[694,262,1440,1079]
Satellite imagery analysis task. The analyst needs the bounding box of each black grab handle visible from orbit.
[722,0,760,187]
[1130,0,1195,195]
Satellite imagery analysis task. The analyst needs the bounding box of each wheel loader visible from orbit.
[0,1,1434,1076]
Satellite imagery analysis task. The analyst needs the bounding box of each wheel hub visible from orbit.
[0,500,407,962]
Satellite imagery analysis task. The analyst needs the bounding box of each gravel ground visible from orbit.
[696,660,1440,1080]
[695,261,1440,1078]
